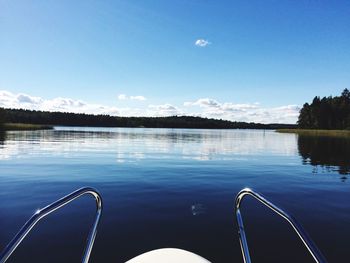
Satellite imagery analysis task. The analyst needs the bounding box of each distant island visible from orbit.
[0,107,296,130]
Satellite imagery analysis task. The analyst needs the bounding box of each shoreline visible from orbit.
[276,129,350,137]
[2,123,54,131]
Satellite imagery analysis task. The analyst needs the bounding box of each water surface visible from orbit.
[0,128,349,262]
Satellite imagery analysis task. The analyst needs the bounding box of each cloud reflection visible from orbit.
[0,128,298,163]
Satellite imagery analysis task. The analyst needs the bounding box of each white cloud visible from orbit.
[184,99,259,112]
[148,104,181,116]
[130,95,146,101]
[0,90,121,115]
[184,97,300,124]
[118,94,127,100]
[185,98,220,108]
[195,39,211,47]
[0,90,300,123]
[17,93,43,104]
[118,94,146,101]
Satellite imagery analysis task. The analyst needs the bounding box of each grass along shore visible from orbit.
[2,123,53,131]
[276,129,350,137]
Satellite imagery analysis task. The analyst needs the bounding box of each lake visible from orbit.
[0,128,349,262]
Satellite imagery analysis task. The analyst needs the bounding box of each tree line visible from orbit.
[298,89,350,129]
[0,107,296,130]
[0,108,5,129]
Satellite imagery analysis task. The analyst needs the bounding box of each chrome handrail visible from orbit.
[0,187,102,263]
[235,188,327,263]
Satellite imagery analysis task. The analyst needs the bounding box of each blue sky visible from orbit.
[1,0,350,123]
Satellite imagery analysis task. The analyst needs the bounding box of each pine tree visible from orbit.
[0,108,5,129]
[298,89,350,129]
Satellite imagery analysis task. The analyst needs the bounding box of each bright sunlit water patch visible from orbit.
[0,128,349,262]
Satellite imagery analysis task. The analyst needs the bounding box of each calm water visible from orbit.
[0,128,350,262]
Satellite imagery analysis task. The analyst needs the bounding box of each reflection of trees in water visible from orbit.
[298,135,350,178]
[4,130,211,143]
[0,131,5,145]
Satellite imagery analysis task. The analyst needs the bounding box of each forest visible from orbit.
[0,108,4,129]
[298,89,350,129]
[2,89,349,130]
[0,107,295,130]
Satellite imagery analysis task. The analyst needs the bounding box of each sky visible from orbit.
[1,0,350,123]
